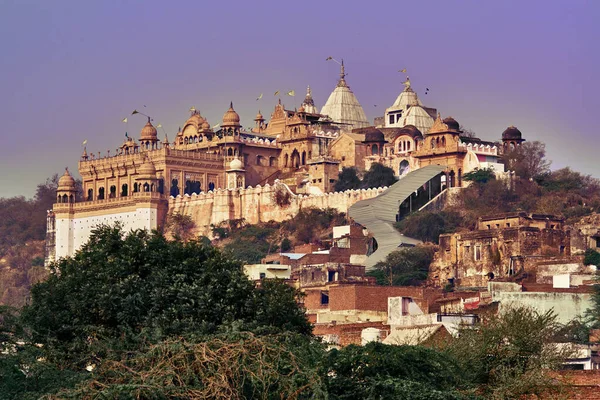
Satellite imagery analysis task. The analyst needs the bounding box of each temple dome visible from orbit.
[138,158,156,178]
[201,120,210,130]
[140,118,158,141]
[58,169,76,191]
[255,111,264,120]
[229,157,244,170]
[222,102,241,126]
[502,125,522,140]
[320,62,369,129]
[301,85,319,114]
[443,117,460,132]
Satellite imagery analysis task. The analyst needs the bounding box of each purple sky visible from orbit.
[1,0,598,198]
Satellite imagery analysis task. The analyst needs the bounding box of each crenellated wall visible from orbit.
[168,181,388,237]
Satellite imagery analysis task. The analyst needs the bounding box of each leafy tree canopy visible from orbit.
[21,224,311,364]
[334,167,361,192]
[368,245,436,286]
[462,168,496,184]
[362,163,398,189]
[395,211,462,244]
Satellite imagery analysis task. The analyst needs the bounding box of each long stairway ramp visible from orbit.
[348,165,446,270]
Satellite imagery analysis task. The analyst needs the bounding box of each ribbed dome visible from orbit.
[140,118,158,141]
[443,117,460,132]
[201,120,210,130]
[222,102,240,126]
[229,157,244,170]
[502,125,522,140]
[320,62,369,129]
[138,159,156,178]
[58,169,76,191]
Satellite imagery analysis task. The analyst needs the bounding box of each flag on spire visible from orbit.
[325,56,333,61]
[286,90,295,96]
[256,93,263,100]
[274,90,280,96]
[82,139,87,146]
[131,110,139,115]
[399,68,407,73]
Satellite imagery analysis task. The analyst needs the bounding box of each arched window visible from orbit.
[458,168,462,187]
[69,194,74,203]
[441,136,446,147]
[87,188,93,201]
[133,183,139,193]
[291,150,300,168]
[301,151,306,165]
[143,182,150,192]
[449,170,456,188]
[284,154,289,167]
[109,185,117,199]
[227,148,233,156]
[170,179,179,196]
[399,160,410,176]
[208,182,215,191]
[184,137,189,144]
[236,177,243,188]
[121,184,128,197]
[256,155,262,166]
[431,139,435,149]
[371,144,378,155]
[57,195,61,203]
[269,157,276,167]
[98,187,105,200]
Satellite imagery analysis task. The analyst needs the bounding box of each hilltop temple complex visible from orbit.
[46,64,526,265]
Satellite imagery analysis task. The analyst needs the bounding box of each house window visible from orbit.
[389,115,395,125]
[321,292,329,305]
[559,245,565,255]
[506,223,511,228]
[487,225,491,230]
[259,272,266,279]
[474,246,482,261]
[496,224,500,229]
[328,271,336,282]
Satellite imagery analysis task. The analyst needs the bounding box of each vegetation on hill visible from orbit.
[368,245,437,286]
[209,207,347,264]
[335,163,397,192]
[0,174,82,307]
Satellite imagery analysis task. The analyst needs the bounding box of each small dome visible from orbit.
[58,168,76,190]
[229,157,244,170]
[138,158,156,177]
[443,117,460,131]
[398,124,423,138]
[502,125,522,140]
[185,112,204,127]
[222,102,240,126]
[255,111,264,120]
[140,118,158,141]
[363,129,385,142]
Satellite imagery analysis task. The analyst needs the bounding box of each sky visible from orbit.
[1,0,598,198]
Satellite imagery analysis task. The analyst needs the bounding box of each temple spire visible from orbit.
[337,59,348,88]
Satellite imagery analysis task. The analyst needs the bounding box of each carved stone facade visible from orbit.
[429,212,571,288]
[47,71,527,264]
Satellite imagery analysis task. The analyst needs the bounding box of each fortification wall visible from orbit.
[168,182,387,237]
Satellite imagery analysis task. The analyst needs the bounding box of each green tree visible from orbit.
[334,167,361,192]
[443,306,573,399]
[462,168,496,184]
[325,342,474,400]
[165,212,196,241]
[368,245,436,286]
[21,224,311,365]
[362,163,398,189]
[395,211,462,244]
